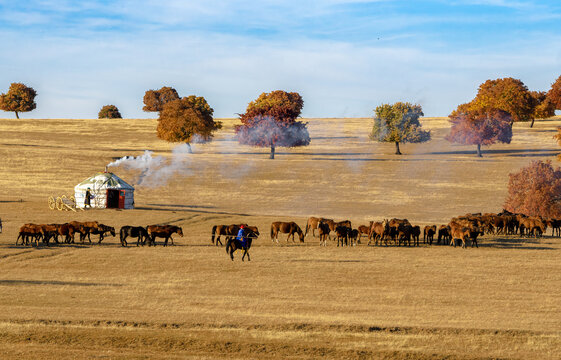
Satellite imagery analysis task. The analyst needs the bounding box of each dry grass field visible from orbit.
[0,116,560,359]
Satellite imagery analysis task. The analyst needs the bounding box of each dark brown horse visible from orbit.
[225,229,257,261]
[270,222,304,243]
[318,221,331,246]
[147,225,183,246]
[120,226,149,246]
[89,224,116,244]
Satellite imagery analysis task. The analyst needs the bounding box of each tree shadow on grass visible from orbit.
[478,237,556,250]
[134,206,249,217]
[426,148,559,157]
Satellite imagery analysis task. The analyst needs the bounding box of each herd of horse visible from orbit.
[300,209,556,248]
[16,222,183,247]
[8,209,556,262]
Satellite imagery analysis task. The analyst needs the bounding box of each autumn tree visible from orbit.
[235,90,310,159]
[0,83,37,119]
[369,102,430,155]
[156,96,221,153]
[529,91,555,125]
[143,86,180,113]
[470,77,534,126]
[446,106,512,157]
[98,105,122,119]
[547,75,561,110]
[504,160,561,218]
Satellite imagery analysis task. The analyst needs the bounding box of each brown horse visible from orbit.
[211,224,258,246]
[147,225,184,246]
[304,217,333,237]
[56,223,77,244]
[423,225,437,245]
[16,224,42,246]
[368,219,389,246]
[357,222,373,243]
[270,222,304,243]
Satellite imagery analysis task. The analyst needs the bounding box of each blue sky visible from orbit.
[0,0,560,118]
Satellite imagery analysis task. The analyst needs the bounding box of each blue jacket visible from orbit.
[236,228,246,242]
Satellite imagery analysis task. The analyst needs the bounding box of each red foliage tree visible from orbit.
[547,75,561,110]
[235,90,310,159]
[504,160,561,218]
[446,106,512,157]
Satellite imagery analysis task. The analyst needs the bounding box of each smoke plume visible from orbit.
[107,144,193,187]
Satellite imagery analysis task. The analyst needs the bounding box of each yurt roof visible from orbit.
[74,172,134,191]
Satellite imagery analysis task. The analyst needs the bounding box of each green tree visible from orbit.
[157,96,221,153]
[369,102,430,155]
[0,83,37,119]
[143,86,180,113]
[98,105,122,119]
[235,90,310,159]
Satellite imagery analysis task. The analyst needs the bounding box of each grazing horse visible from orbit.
[40,224,60,245]
[270,222,304,243]
[304,217,332,238]
[68,221,100,243]
[318,221,331,246]
[225,229,257,261]
[89,224,116,244]
[147,225,183,246]
[16,224,42,246]
[423,225,437,245]
[120,226,149,247]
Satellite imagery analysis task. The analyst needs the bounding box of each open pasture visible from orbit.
[0,117,561,358]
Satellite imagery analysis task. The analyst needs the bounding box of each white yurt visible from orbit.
[74,172,135,209]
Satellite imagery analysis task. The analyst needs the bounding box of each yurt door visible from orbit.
[118,190,126,209]
[106,189,119,208]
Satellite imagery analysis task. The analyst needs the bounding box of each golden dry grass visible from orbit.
[0,116,561,359]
